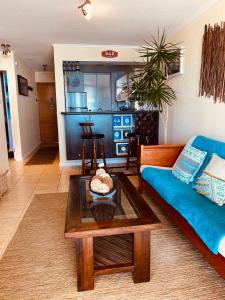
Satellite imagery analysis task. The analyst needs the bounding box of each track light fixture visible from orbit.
[78,0,92,20]
[1,44,11,56]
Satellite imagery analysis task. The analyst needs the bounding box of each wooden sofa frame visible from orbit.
[138,144,225,280]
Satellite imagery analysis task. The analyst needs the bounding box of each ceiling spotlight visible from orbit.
[78,0,93,20]
[1,44,11,56]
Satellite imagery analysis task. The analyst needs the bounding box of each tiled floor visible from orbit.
[0,154,81,258]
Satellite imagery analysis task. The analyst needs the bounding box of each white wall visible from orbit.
[35,71,55,83]
[53,45,145,166]
[15,56,41,159]
[167,0,225,144]
[0,52,40,162]
[0,77,9,174]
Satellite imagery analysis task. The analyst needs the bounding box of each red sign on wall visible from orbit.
[101,50,118,58]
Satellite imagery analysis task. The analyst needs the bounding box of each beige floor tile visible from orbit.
[0,205,25,220]
[57,184,69,192]
[0,196,29,208]
[58,174,70,185]
[0,218,18,235]
[34,187,58,194]
[61,167,81,174]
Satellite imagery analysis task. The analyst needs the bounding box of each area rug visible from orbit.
[0,192,225,300]
[26,147,58,165]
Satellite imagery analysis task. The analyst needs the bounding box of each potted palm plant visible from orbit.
[127,31,181,143]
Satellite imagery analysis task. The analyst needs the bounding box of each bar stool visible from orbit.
[126,132,140,169]
[79,122,107,175]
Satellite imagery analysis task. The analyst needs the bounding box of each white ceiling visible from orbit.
[0,0,217,71]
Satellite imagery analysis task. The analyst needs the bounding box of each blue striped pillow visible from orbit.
[172,144,207,184]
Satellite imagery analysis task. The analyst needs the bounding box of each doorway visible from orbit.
[0,71,14,158]
[37,83,58,145]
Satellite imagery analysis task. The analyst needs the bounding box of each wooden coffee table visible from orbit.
[65,173,161,292]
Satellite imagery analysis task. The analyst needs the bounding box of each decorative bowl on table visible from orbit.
[89,165,115,199]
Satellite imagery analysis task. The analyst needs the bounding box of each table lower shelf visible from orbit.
[94,234,134,275]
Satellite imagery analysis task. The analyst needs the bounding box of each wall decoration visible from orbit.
[199,22,225,103]
[122,115,132,127]
[101,50,118,58]
[113,129,122,141]
[113,115,122,127]
[66,73,84,93]
[123,129,132,140]
[116,143,128,156]
[167,46,184,77]
[17,75,28,96]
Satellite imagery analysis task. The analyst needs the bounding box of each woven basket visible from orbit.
[0,171,8,197]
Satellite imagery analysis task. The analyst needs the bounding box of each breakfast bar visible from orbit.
[62,110,159,161]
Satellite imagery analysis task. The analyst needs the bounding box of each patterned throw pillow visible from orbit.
[194,172,225,206]
[204,154,225,181]
[172,144,207,184]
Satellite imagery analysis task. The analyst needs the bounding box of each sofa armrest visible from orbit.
[140,144,184,168]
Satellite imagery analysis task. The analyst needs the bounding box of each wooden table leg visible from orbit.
[75,237,94,292]
[133,231,150,283]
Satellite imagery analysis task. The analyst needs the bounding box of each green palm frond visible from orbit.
[127,29,180,110]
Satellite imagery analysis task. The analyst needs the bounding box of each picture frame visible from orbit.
[113,115,122,127]
[122,115,132,127]
[167,46,184,78]
[123,129,132,140]
[113,129,123,141]
[116,142,129,156]
[17,75,28,96]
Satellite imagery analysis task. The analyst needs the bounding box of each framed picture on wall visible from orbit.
[17,75,28,96]
[167,46,184,77]
[113,129,122,141]
[116,142,129,156]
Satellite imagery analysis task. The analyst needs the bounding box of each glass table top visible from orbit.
[79,175,138,224]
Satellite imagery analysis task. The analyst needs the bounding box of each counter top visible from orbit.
[61,110,154,115]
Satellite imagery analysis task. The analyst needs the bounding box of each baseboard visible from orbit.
[19,143,41,163]
[59,157,127,168]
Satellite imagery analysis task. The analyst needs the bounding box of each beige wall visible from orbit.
[167,0,225,144]
[35,71,55,83]
[0,53,40,162]
[53,45,145,165]
[15,56,41,159]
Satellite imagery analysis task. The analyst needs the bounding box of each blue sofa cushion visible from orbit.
[142,166,225,254]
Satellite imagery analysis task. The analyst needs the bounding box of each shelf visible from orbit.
[94,234,134,274]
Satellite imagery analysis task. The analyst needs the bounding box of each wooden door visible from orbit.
[37,83,58,144]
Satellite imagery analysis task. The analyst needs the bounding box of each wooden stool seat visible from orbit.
[79,122,107,175]
[81,133,105,140]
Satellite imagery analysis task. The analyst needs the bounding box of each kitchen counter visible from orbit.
[62,111,159,160]
[61,110,149,115]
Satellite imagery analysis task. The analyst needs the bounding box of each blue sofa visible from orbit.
[139,135,225,279]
